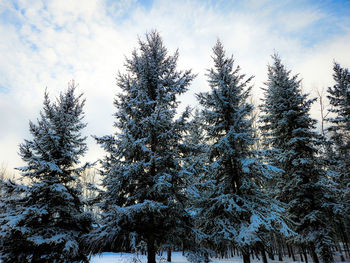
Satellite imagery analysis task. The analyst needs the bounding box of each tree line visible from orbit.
[0,30,350,263]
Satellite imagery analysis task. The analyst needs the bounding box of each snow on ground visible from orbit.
[90,252,186,263]
[90,251,350,263]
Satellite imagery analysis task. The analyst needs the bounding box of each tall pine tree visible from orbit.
[260,54,336,263]
[183,109,208,202]
[195,41,288,263]
[0,83,92,263]
[90,31,196,263]
[326,62,350,247]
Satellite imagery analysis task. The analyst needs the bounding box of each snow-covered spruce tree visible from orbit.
[0,180,28,260]
[181,109,212,262]
[0,83,93,263]
[195,41,289,263]
[260,54,336,263]
[327,63,350,217]
[183,109,208,199]
[326,62,350,250]
[90,31,195,263]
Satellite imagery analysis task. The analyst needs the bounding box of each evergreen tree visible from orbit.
[0,83,92,263]
[181,109,211,263]
[327,62,350,216]
[90,31,195,263]
[195,41,288,263]
[326,62,350,250]
[183,108,208,198]
[260,54,336,263]
[0,180,28,260]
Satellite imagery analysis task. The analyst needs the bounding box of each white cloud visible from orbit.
[278,9,324,32]
[0,0,350,174]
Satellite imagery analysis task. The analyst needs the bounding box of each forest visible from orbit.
[0,30,350,263]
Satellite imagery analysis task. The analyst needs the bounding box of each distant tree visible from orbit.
[89,31,196,263]
[195,41,289,263]
[183,108,208,198]
[0,83,93,263]
[0,163,7,198]
[80,168,100,219]
[260,54,337,263]
[0,163,9,238]
[315,87,330,137]
[0,163,7,181]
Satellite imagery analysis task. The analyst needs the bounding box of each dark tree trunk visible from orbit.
[268,247,274,260]
[342,236,350,258]
[261,248,268,263]
[242,251,250,263]
[289,245,296,261]
[287,244,291,258]
[278,241,283,261]
[341,252,346,261]
[278,248,283,261]
[340,221,350,258]
[337,243,345,262]
[299,247,304,262]
[167,248,171,262]
[310,246,319,263]
[147,238,156,263]
[302,247,308,263]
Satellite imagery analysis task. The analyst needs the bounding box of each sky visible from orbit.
[0,0,350,175]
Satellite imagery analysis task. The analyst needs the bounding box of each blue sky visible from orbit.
[0,0,350,174]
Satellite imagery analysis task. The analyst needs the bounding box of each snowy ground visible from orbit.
[90,251,349,263]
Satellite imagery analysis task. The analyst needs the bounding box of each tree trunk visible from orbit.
[277,240,283,261]
[278,248,283,261]
[299,247,304,262]
[287,244,291,258]
[242,251,250,263]
[302,247,308,263]
[289,245,296,261]
[268,247,274,260]
[167,248,171,262]
[261,248,268,263]
[341,221,350,258]
[310,246,319,263]
[147,238,156,263]
[337,243,345,262]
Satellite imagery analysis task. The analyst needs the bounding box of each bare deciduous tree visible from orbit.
[315,86,330,136]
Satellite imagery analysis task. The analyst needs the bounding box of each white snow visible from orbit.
[90,251,348,263]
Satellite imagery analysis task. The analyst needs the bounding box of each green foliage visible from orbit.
[0,83,93,263]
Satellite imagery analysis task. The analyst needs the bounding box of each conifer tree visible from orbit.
[327,62,350,216]
[181,109,210,262]
[195,41,288,263]
[0,83,92,263]
[0,180,28,259]
[183,109,207,197]
[326,62,350,249]
[260,54,336,263]
[91,31,195,263]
